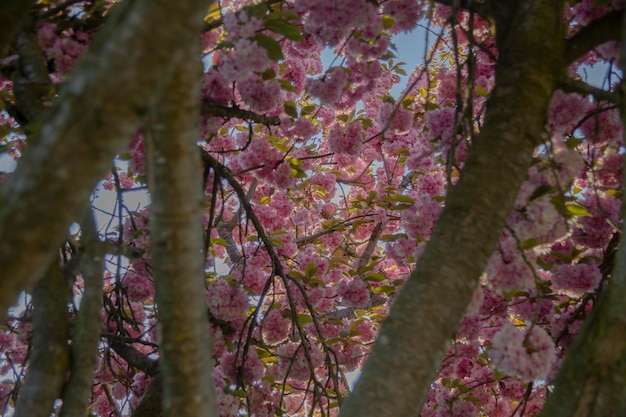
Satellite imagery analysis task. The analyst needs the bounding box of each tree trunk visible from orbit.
[338,2,566,416]
[0,0,211,319]
[537,10,626,416]
[14,263,70,417]
[145,32,218,417]
[59,205,105,417]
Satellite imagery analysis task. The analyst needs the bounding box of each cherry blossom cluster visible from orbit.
[0,0,624,416]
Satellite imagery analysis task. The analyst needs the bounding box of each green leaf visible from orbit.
[301,105,317,115]
[264,17,303,41]
[297,313,313,324]
[519,238,542,250]
[402,96,415,109]
[382,15,395,29]
[475,85,489,97]
[210,237,230,247]
[566,203,593,217]
[231,389,248,398]
[381,194,415,204]
[373,285,395,294]
[360,118,373,129]
[304,262,318,280]
[278,79,296,92]
[565,136,583,149]
[607,188,621,197]
[387,203,414,211]
[290,165,307,179]
[261,68,276,80]
[529,185,553,201]
[254,34,284,61]
[284,100,298,118]
[379,233,409,242]
[364,272,386,282]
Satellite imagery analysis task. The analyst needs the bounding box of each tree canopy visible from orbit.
[0,1,625,416]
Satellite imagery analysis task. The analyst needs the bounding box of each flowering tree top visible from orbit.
[0,1,625,417]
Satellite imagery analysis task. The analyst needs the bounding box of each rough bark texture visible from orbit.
[59,205,105,417]
[132,373,165,417]
[338,2,565,416]
[13,19,53,123]
[0,0,211,318]
[0,0,35,55]
[13,263,70,417]
[537,10,626,417]
[566,10,623,64]
[537,274,626,417]
[145,34,218,417]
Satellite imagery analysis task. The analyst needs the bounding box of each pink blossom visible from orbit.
[548,91,593,135]
[217,390,241,417]
[121,266,154,303]
[0,331,15,351]
[296,0,379,45]
[327,122,364,156]
[484,233,535,293]
[93,387,115,417]
[128,133,146,176]
[401,195,441,240]
[383,0,425,32]
[580,107,623,146]
[551,262,602,296]
[271,160,296,188]
[277,341,324,380]
[0,383,12,412]
[377,102,414,134]
[207,279,249,327]
[425,107,456,140]
[490,323,556,381]
[202,70,233,104]
[307,68,348,105]
[118,172,134,189]
[220,38,273,82]
[262,308,291,345]
[238,77,282,113]
[310,173,337,198]
[338,278,369,308]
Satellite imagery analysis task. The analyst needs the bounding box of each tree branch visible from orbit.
[109,339,159,377]
[130,374,164,417]
[0,0,211,319]
[566,10,623,64]
[338,1,566,416]
[202,102,281,125]
[59,204,105,417]
[14,263,70,417]
[559,78,617,103]
[145,28,217,417]
[357,221,383,273]
[537,11,626,417]
[12,19,53,123]
[0,0,35,55]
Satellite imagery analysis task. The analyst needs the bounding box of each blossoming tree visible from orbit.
[0,0,625,416]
